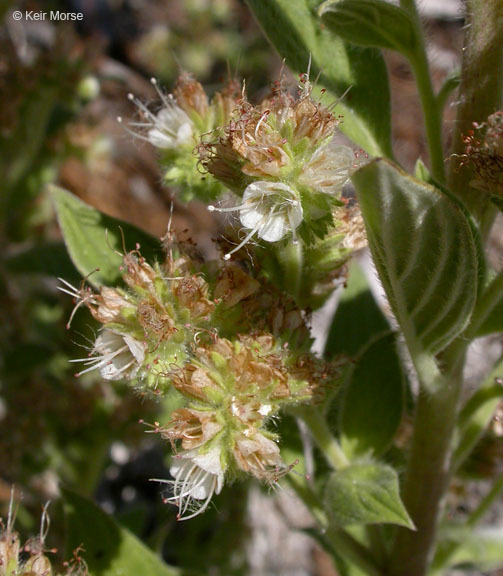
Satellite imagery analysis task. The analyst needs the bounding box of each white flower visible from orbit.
[126,79,193,150]
[299,140,356,194]
[70,329,145,380]
[209,181,303,259]
[153,446,225,520]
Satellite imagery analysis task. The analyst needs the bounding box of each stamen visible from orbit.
[223,217,265,260]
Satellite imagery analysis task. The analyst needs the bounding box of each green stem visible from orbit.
[401,0,445,183]
[451,357,503,474]
[432,474,503,572]
[293,405,349,469]
[467,474,503,526]
[326,527,384,576]
[388,343,466,576]
[435,71,461,114]
[366,525,388,566]
[285,475,328,527]
[448,0,503,221]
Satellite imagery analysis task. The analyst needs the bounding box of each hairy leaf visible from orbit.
[319,0,418,58]
[324,462,414,528]
[324,260,389,358]
[468,271,503,337]
[5,241,80,283]
[63,489,180,576]
[245,0,392,157]
[51,186,162,288]
[340,332,405,458]
[452,359,503,472]
[353,159,478,355]
[433,524,503,573]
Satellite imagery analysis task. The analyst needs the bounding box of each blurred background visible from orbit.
[0,1,501,575]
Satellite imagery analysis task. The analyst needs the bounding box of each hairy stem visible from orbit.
[448,0,503,221]
[388,344,465,576]
[293,405,349,469]
[401,0,445,183]
[326,527,385,576]
[468,474,503,526]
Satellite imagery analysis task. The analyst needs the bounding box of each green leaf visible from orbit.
[4,241,80,283]
[245,0,392,157]
[340,332,405,458]
[433,524,503,573]
[319,0,418,59]
[51,186,162,288]
[452,358,503,472]
[490,194,503,213]
[324,260,389,358]
[468,271,503,337]
[352,158,478,355]
[413,158,487,302]
[324,462,414,528]
[436,69,461,112]
[63,489,180,576]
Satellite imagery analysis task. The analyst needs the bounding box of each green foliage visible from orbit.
[452,359,503,472]
[339,332,405,458]
[491,195,503,212]
[324,260,389,358]
[324,262,405,458]
[319,0,418,58]
[433,524,503,573]
[245,0,393,157]
[5,241,80,284]
[467,271,503,337]
[324,462,414,528]
[352,159,479,355]
[51,186,163,288]
[63,489,180,576]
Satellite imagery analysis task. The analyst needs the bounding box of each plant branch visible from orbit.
[387,343,466,576]
[467,474,503,527]
[448,0,503,221]
[400,0,445,182]
[293,405,349,469]
[326,527,385,576]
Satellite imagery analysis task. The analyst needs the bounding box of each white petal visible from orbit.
[124,335,145,364]
[176,122,194,144]
[148,128,176,148]
[239,204,264,230]
[191,474,214,499]
[257,212,289,242]
[239,181,303,242]
[193,447,224,477]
